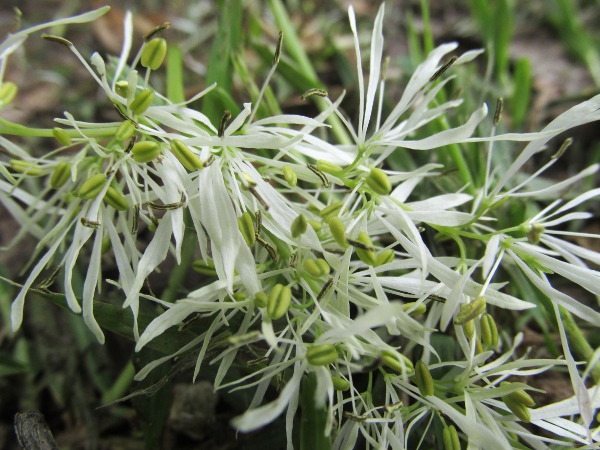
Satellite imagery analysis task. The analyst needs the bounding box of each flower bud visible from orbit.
[375,248,394,267]
[442,425,460,450]
[131,141,161,163]
[103,186,129,211]
[366,167,391,195]
[192,259,217,276]
[414,360,434,396]
[52,127,71,146]
[115,80,129,98]
[402,302,427,316]
[0,81,17,106]
[170,139,203,171]
[315,259,330,276]
[381,350,414,374]
[129,89,155,115]
[267,284,292,320]
[231,291,247,302]
[308,220,322,233]
[141,38,167,70]
[101,236,112,254]
[331,376,350,391]
[319,201,344,221]
[50,162,71,189]
[462,319,475,339]
[115,120,136,141]
[282,165,297,186]
[502,395,531,423]
[291,214,307,238]
[253,292,268,308]
[328,216,348,248]
[480,313,498,348]
[237,211,255,246]
[316,160,343,174]
[78,173,107,199]
[9,160,42,176]
[353,232,376,266]
[501,383,536,407]
[306,344,338,366]
[303,259,322,278]
[454,297,486,326]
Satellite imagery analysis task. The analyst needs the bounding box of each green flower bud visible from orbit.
[282,165,297,186]
[267,284,292,320]
[103,186,129,211]
[502,395,531,423]
[381,350,414,374]
[308,220,322,233]
[375,248,394,267]
[480,313,498,348]
[475,337,484,355]
[443,425,460,450]
[316,159,343,174]
[141,38,167,70]
[237,211,255,246]
[115,80,129,98]
[192,259,217,276]
[331,376,350,391]
[328,216,348,248]
[253,292,268,308]
[414,360,434,397]
[131,141,161,163]
[315,259,330,276]
[454,297,486,326]
[319,201,344,221]
[9,160,43,176]
[366,167,391,195]
[462,319,475,339]
[129,88,155,115]
[291,214,307,238]
[52,127,71,146]
[231,291,247,302]
[303,259,322,278]
[501,383,536,407]
[0,81,17,106]
[353,232,376,266]
[78,173,107,199]
[402,302,427,316]
[170,139,203,171]
[115,120,136,141]
[50,162,71,189]
[101,236,112,254]
[306,344,338,366]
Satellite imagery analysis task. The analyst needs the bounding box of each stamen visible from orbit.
[301,88,328,100]
[429,56,457,82]
[143,22,171,42]
[493,97,503,126]
[81,217,101,229]
[256,210,262,234]
[316,277,334,301]
[307,164,330,188]
[148,193,186,210]
[125,135,137,153]
[218,111,231,138]
[113,103,138,126]
[273,31,284,65]
[345,237,375,252]
[256,234,278,262]
[551,137,573,159]
[248,185,270,210]
[131,205,140,234]
[41,34,73,48]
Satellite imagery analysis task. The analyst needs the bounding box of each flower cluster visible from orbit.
[1,4,600,449]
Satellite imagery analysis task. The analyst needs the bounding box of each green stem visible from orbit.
[300,372,332,450]
[0,122,117,138]
[559,307,600,383]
